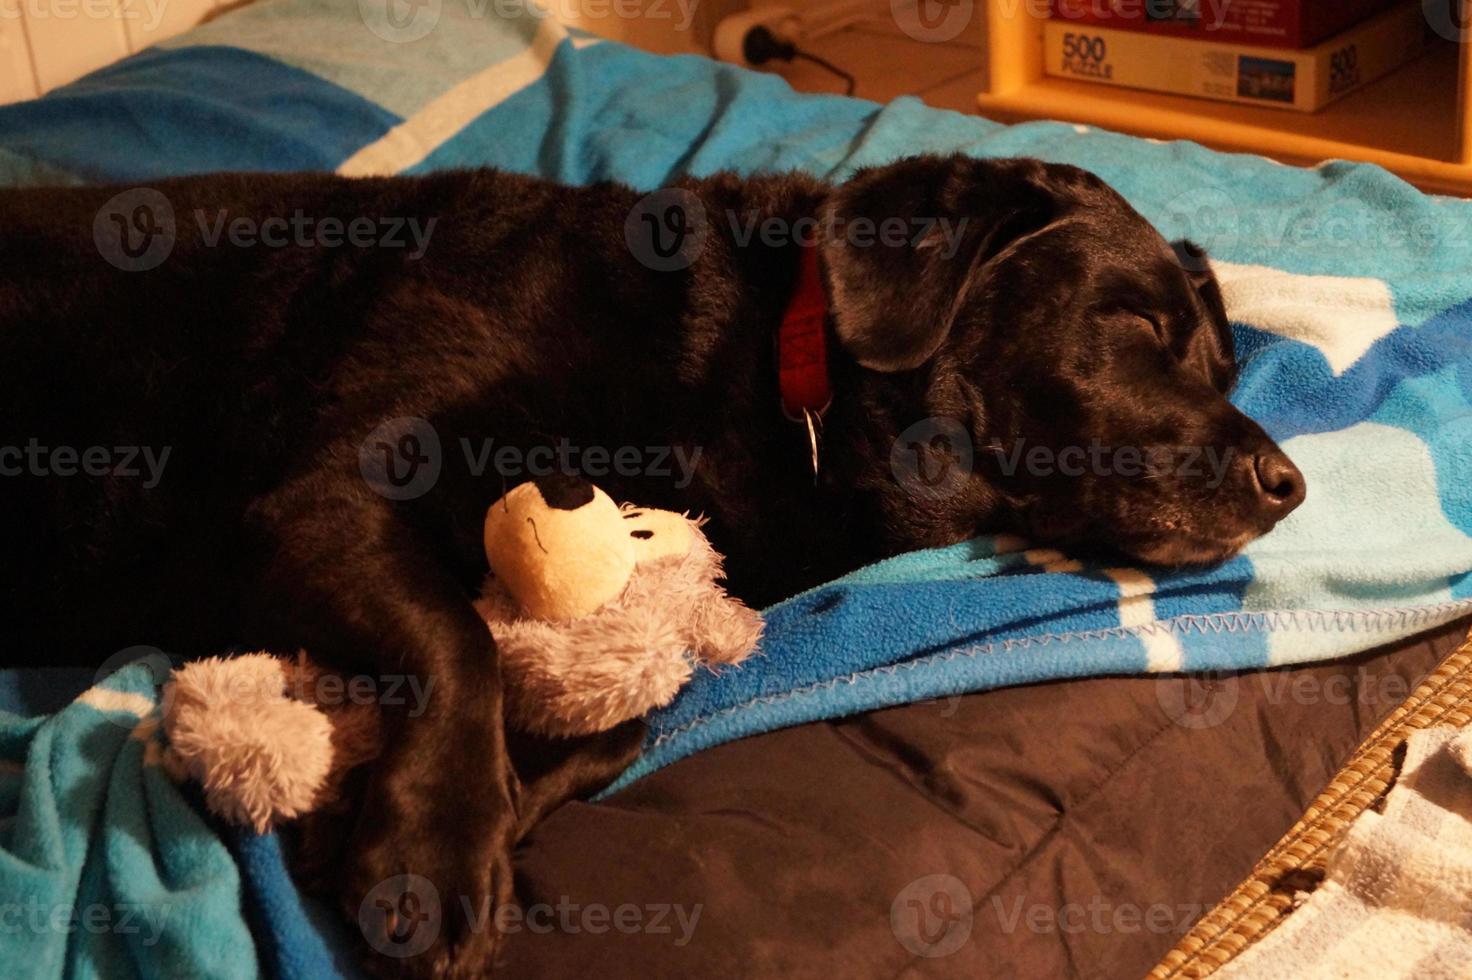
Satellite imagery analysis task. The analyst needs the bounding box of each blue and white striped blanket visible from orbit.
[3,0,1472,975]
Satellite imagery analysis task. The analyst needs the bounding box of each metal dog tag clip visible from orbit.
[803,407,821,481]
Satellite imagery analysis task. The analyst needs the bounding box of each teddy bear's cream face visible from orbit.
[483,479,636,621]
[483,476,695,622]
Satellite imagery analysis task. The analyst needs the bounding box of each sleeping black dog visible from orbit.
[0,154,1302,976]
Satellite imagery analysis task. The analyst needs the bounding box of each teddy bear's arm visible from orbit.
[686,588,763,665]
[163,653,339,833]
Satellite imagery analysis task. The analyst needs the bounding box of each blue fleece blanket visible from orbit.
[3,0,1472,976]
[0,664,258,980]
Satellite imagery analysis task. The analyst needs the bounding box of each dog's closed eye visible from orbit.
[1137,314,1167,346]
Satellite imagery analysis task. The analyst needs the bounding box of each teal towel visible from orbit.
[0,665,257,980]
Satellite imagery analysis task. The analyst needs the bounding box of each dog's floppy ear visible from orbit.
[1172,238,1213,278]
[1172,239,1237,392]
[818,156,1054,372]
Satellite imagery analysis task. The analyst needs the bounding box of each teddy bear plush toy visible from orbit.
[161,475,762,832]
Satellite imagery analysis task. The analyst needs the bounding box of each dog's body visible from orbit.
[0,156,1303,976]
[0,168,843,647]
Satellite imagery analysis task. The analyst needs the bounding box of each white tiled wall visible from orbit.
[0,0,220,105]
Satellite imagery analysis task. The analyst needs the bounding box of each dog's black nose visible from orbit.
[1252,450,1305,517]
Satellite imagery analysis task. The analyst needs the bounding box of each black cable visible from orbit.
[792,50,857,97]
[742,26,857,98]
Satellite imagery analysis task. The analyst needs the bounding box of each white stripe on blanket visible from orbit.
[1212,261,1398,376]
[77,687,155,717]
[1015,551,1183,669]
[338,14,571,177]
[1022,547,1082,573]
[1104,567,1184,670]
[1216,726,1472,979]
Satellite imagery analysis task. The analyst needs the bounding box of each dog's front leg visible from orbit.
[247,477,513,979]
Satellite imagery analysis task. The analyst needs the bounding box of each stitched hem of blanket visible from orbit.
[596,599,1472,797]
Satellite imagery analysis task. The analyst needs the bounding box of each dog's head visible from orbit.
[819,155,1304,565]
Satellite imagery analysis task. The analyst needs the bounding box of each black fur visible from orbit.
[0,155,1302,977]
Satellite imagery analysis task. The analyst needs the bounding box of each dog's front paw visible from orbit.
[345,769,517,979]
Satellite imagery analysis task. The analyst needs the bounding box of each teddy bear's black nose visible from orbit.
[532,473,595,510]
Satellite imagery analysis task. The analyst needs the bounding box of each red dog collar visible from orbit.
[777,245,832,422]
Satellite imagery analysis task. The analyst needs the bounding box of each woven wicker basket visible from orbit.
[1148,628,1472,979]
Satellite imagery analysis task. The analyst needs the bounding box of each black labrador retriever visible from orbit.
[0,154,1302,976]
